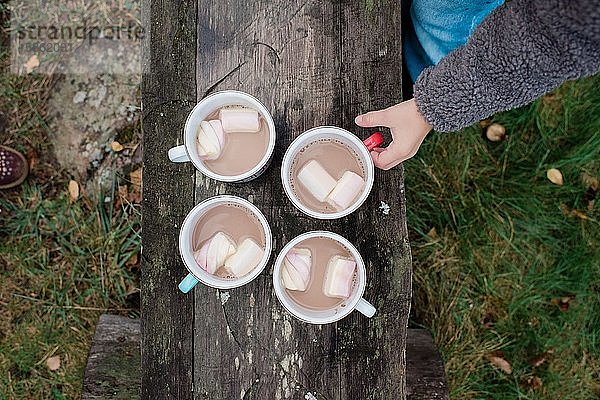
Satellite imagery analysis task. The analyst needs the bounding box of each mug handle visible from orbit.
[178,273,199,293]
[168,145,190,163]
[355,298,376,318]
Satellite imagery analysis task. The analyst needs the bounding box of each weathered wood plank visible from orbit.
[82,315,140,400]
[195,2,343,399]
[406,329,449,400]
[338,2,411,399]
[192,1,410,400]
[141,1,197,399]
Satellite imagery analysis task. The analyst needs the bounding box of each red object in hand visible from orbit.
[363,132,384,151]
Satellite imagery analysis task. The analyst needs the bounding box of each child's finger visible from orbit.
[370,149,397,169]
[355,109,391,128]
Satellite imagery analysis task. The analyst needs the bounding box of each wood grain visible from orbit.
[192,1,410,399]
[141,1,198,399]
[406,329,449,400]
[82,315,140,400]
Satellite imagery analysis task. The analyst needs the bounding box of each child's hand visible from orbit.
[355,99,432,170]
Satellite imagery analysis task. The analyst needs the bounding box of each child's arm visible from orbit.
[414,0,600,132]
[357,0,600,170]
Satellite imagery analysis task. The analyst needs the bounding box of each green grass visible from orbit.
[405,75,600,399]
[0,184,141,400]
[0,43,141,399]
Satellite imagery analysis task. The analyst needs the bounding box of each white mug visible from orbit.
[280,126,382,219]
[177,195,273,293]
[272,231,376,324]
[168,90,277,183]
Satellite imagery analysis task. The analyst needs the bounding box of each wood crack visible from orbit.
[201,62,247,99]
[218,290,244,355]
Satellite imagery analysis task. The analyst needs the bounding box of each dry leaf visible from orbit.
[128,189,142,204]
[559,204,589,220]
[488,355,512,374]
[24,55,40,73]
[130,168,142,188]
[570,209,589,220]
[427,227,438,239]
[126,253,139,268]
[118,184,128,198]
[527,376,543,390]
[551,295,574,312]
[582,173,598,210]
[482,313,495,329]
[111,141,124,152]
[582,172,599,191]
[529,349,554,367]
[479,119,493,129]
[547,168,563,185]
[486,123,506,142]
[46,355,60,371]
[68,180,79,201]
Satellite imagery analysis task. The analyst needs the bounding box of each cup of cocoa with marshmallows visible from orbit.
[273,231,376,324]
[177,196,273,293]
[168,90,276,183]
[281,126,383,219]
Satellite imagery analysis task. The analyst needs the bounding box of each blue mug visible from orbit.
[176,195,272,293]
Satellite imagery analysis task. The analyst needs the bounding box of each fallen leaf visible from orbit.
[118,184,128,198]
[26,147,38,171]
[529,349,554,367]
[527,376,543,390]
[551,295,574,312]
[479,119,493,128]
[126,253,139,268]
[111,141,124,152]
[130,168,142,188]
[68,180,79,201]
[582,173,598,210]
[488,355,512,374]
[46,355,60,371]
[486,123,506,142]
[547,168,563,185]
[128,189,142,204]
[570,209,589,220]
[24,55,40,73]
[559,204,589,220]
[582,172,599,191]
[427,227,438,239]
[482,313,495,329]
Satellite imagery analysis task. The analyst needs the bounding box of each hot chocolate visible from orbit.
[196,105,270,176]
[281,236,358,311]
[192,203,265,279]
[289,138,366,214]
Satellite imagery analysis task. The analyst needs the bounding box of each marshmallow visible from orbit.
[323,255,356,298]
[219,107,261,133]
[281,248,312,291]
[197,120,225,160]
[193,232,236,274]
[224,238,264,277]
[297,160,337,203]
[326,171,365,210]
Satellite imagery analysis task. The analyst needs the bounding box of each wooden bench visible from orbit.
[82,316,447,399]
[82,315,140,400]
[139,0,448,399]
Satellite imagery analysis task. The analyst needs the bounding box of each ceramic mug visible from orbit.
[177,195,273,293]
[280,126,382,219]
[168,90,276,183]
[272,231,376,324]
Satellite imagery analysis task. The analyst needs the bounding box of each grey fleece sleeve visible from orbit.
[413,0,600,132]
